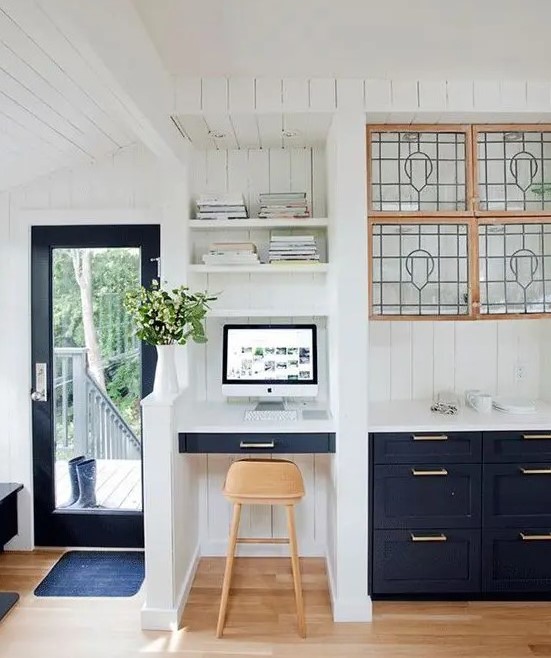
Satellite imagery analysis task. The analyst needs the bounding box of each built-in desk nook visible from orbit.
[369,401,551,599]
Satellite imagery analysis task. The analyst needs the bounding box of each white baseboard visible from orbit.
[325,553,372,623]
[141,545,200,631]
[201,539,325,558]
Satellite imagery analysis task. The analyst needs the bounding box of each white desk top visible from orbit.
[369,399,551,433]
[177,400,335,434]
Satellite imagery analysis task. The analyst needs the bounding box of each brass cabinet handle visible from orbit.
[411,533,448,542]
[411,468,448,476]
[519,467,551,475]
[520,532,551,541]
[522,434,551,440]
[239,441,275,449]
[412,434,449,441]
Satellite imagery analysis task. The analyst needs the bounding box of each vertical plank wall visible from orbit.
[369,319,543,402]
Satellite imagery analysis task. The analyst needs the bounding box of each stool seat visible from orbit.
[216,458,306,639]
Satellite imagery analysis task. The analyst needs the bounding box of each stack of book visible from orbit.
[196,193,248,220]
[268,235,320,264]
[258,192,309,219]
[202,241,259,266]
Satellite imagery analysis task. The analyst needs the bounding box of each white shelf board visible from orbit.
[207,308,329,317]
[189,218,328,229]
[189,263,329,273]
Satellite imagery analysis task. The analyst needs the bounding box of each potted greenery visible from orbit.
[125,280,217,396]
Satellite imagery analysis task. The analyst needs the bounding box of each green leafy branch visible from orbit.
[124,280,217,346]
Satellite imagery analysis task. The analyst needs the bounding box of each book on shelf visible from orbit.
[202,254,260,265]
[197,193,246,206]
[208,241,257,252]
[195,192,248,220]
[196,213,248,220]
[267,234,320,263]
[258,191,309,219]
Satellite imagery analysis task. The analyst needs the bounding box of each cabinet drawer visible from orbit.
[484,431,551,463]
[0,495,17,548]
[483,529,551,593]
[372,529,481,594]
[373,464,481,529]
[179,432,335,454]
[483,463,551,528]
[373,432,481,464]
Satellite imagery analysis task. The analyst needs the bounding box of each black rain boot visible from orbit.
[60,455,86,507]
[73,458,98,508]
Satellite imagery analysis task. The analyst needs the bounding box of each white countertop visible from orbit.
[177,400,335,434]
[369,399,551,433]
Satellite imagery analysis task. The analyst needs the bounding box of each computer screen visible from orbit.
[222,324,318,397]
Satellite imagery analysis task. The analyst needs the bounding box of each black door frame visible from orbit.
[31,224,160,548]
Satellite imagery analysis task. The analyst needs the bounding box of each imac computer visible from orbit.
[222,324,318,419]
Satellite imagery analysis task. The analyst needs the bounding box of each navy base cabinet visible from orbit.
[370,431,551,598]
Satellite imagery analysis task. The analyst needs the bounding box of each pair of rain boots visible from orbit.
[62,456,98,508]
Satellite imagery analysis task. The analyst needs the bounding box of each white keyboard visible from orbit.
[244,409,299,422]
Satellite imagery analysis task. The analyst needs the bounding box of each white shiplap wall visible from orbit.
[369,319,543,402]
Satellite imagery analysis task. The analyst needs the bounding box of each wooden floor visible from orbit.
[55,459,141,510]
[1,551,551,657]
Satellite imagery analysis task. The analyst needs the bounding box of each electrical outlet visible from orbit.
[514,363,527,382]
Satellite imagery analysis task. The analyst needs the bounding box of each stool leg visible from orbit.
[216,503,241,638]
[286,504,306,638]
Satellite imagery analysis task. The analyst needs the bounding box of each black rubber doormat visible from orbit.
[34,550,144,597]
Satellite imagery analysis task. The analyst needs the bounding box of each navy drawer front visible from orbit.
[372,528,481,594]
[484,431,551,463]
[373,464,481,529]
[483,529,551,593]
[373,432,481,464]
[483,463,551,528]
[179,432,335,454]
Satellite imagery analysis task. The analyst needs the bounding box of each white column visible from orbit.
[326,112,371,621]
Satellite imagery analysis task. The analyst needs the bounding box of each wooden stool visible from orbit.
[216,458,306,638]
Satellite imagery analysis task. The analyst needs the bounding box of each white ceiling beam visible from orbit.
[35,0,189,170]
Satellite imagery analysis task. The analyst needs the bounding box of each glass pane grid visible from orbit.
[371,131,467,212]
[479,223,551,314]
[478,131,551,211]
[371,223,469,316]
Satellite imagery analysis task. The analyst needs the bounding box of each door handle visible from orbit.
[519,467,551,475]
[411,468,448,476]
[239,441,275,449]
[31,363,47,402]
[522,434,551,440]
[411,533,448,542]
[412,434,448,441]
[520,532,551,541]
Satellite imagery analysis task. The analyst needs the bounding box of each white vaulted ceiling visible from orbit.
[133,0,551,79]
[0,0,135,191]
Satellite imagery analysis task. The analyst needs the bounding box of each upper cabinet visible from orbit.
[367,124,551,320]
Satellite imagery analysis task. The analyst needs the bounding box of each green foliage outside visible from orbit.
[53,248,141,442]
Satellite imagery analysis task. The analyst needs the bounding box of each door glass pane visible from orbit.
[52,248,142,511]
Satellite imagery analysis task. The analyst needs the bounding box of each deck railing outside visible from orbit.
[54,347,140,461]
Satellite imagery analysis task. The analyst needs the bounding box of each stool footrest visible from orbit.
[236,537,289,545]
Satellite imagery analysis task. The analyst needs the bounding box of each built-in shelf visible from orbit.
[189,218,329,229]
[189,263,329,273]
[207,308,329,317]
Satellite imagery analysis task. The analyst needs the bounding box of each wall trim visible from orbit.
[175,544,201,626]
[325,552,372,623]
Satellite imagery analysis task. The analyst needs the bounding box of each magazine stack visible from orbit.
[202,241,259,266]
[268,235,320,263]
[258,192,309,219]
[196,193,248,220]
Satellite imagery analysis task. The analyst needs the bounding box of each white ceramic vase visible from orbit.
[153,344,179,397]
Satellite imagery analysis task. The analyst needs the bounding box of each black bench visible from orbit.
[0,482,23,623]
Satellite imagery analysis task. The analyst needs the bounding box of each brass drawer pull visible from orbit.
[411,533,448,542]
[239,441,275,449]
[411,468,448,476]
[412,434,448,441]
[520,467,551,475]
[522,434,551,440]
[520,532,551,541]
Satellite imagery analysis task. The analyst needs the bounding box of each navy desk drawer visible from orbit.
[179,432,335,454]
[372,529,481,594]
[373,464,481,529]
[484,431,551,463]
[483,463,551,528]
[483,529,551,593]
[373,432,481,464]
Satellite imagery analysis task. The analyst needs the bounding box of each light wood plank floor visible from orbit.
[1,551,551,657]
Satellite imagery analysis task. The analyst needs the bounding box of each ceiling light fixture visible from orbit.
[282,129,300,138]
[208,129,226,139]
